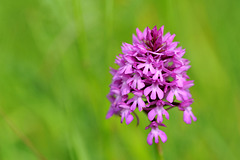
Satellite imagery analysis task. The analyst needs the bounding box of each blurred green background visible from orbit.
[0,0,240,159]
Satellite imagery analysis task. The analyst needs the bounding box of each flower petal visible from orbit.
[143,65,149,74]
[144,86,152,96]
[175,90,183,101]
[163,109,169,120]
[154,134,159,143]
[183,110,191,124]
[190,111,197,122]
[130,101,137,111]
[136,28,143,40]
[132,34,139,44]
[124,64,132,74]
[156,87,164,99]
[148,109,156,121]
[106,107,114,119]
[126,114,134,125]
[131,79,137,89]
[137,63,145,69]
[147,133,153,145]
[158,130,167,143]
[149,64,156,74]
[166,90,174,103]
[150,89,156,100]
[137,97,145,111]
[156,113,163,123]
[166,34,175,44]
[137,79,145,90]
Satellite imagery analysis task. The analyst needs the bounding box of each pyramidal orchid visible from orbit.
[106,26,197,145]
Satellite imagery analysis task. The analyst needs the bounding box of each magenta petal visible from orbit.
[152,26,158,38]
[168,42,178,50]
[163,109,169,120]
[183,111,191,124]
[154,37,162,50]
[163,32,171,42]
[125,65,132,74]
[180,90,189,101]
[137,63,145,69]
[157,114,163,123]
[190,111,197,121]
[152,73,158,80]
[136,28,143,40]
[147,133,153,145]
[154,134,159,143]
[137,97,145,111]
[166,90,174,103]
[148,109,156,121]
[144,86,152,96]
[127,98,134,104]
[158,26,164,36]
[159,130,167,143]
[146,27,152,41]
[156,88,164,99]
[137,80,145,90]
[131,80,137,89]
[106,108,114,119]
[118,67,125,74]
[132,34,139,44]
[175,90,183,101]
[166,34,175,44]
[120,116,124,123]
[151,90,156,100]
[160,73,163,82]
[126,114,134,125]
[122,87,130,95]
[137,45,148,53]
[143,65,149,74]
[149,64,156,74]
[143,28,147,38]
[130,101,137,111]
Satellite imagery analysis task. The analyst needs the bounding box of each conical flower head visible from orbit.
[106,26,197,145]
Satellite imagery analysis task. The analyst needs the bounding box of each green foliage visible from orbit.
[0,0,240,159]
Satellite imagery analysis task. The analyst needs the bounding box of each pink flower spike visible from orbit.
[106,26,196,145]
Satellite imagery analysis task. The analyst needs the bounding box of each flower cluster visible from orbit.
[106,26,197,145]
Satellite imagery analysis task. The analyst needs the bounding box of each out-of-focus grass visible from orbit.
[0,0,240,159]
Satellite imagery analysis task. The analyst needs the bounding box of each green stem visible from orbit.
[157,142,164,160]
